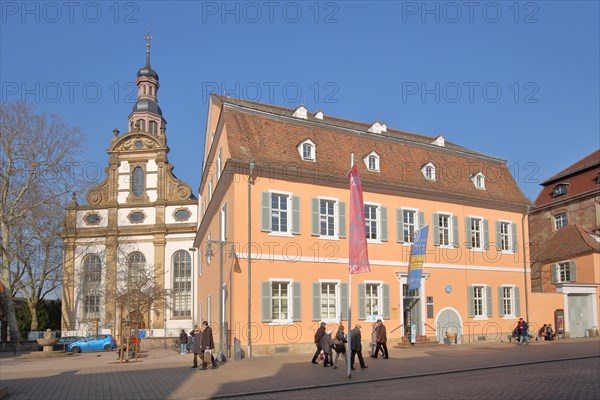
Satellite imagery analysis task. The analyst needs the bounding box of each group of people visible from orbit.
[179,321,218,370]
[538,323,556,341]
[310,319,390,370]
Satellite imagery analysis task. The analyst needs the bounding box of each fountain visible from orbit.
[36,329,59,352]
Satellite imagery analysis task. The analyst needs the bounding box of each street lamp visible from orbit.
[189,247,197,330]
[205,239,236,362]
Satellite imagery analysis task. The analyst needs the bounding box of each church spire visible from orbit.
[128,29,166,136]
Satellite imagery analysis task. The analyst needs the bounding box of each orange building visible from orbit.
[194,95,562,357]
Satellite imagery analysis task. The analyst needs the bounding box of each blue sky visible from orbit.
[2,1,598,201]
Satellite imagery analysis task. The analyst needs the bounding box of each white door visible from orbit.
[568,294,592,338]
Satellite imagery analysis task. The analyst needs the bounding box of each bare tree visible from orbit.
[0,102,84,341]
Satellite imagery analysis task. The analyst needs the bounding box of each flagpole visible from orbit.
[347,153,354,379]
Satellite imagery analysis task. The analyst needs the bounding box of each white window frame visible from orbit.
[268,278,294,324]
[502,285,515,318]
[207,231,212,265]
[472,172,486,190]
[499,220,513,253]
[298,138,316,162]
[437,212,453,248]
[364,280,384,316]
[220,204,227,241]
[555,213,568,230]
[472,284,488,320]
[216,148,222,182]
[318,279,341,323]
[363,151,380,172]
[402,208,419,245]
[364,202,382,243]
[208,178,213,202]
[556,262,573,283]
[269,190,293,236]
[421,162,436,181]
[318,196,339,239]
[470,216,484,251]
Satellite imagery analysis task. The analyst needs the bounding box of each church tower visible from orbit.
[61,35,199,341]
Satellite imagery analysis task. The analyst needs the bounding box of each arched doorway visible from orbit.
[435,308,462,344]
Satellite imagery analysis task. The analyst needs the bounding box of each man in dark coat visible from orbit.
[200,321,217,369]
[350,323,368,370]
[311,321,327,364]
[372,319,389,359]
[516,318,529,344]
[190,326,203,368]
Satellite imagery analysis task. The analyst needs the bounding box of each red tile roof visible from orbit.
[535,224,600,265]
[214,95,530,208]
[534,150,600,208]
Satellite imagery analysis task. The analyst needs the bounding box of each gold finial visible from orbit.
[144,28,153,50]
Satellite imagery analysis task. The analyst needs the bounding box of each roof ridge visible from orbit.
[541,149,600,184]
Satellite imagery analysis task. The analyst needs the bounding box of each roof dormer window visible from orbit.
[421,162,436,181]
[472,172,486,190]
[363,151,380,172]
[552,183,568,197]
[292,105,308,119]
[432,135,445,147]
[313,110,324,120]
[297,138,316,161]
[367,122,387,134]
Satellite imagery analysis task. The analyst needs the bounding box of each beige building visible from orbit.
[61,42,198,339]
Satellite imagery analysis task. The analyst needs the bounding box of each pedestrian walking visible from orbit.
[190,326,202,368]
[372,319,389,359]
[370,322,378,356]
[311,321,327,364]
[320,330,333,367]
[200,321,217,369]
[350,323,368,370]
[179,329,188,355]
[516,318,530,344]
[332,325,347,369]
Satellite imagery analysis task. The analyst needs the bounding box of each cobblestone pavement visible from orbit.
[1,338,599,399]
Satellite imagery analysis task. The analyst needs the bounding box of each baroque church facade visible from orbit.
[61,41,198,338]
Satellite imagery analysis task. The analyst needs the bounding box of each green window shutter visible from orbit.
[433,213,440,246]
[418,211,425,229]
[358,283,366,320]
[551,264,557,284]
[380,206,388,242]
[311,198,320,236]
[465,217,472,249]
[312,282,321,320]
[486,287,493,317]
[261,282,272,322]
[292,282,302,321]
[511,223,518,252]
[396,209,403,242]
[340,283,348,320]
[338,201,347,238]
[261,192,271,232]
[452,215,459,247]
[569,261,577,282]
[483,219,490,250]
[383,284,390,319]
[467,286,475,317]
[514,287,521,317]
[291,196,300,234]
[497,287,505,317]
[495,221,502,250]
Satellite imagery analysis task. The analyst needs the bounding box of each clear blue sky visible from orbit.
[2,1,598,201]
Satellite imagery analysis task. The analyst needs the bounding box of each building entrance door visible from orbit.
[435,309,462,344]
[402,284,421,336]
[568,294,592,338]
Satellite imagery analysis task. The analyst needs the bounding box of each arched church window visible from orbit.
[127,251,146,285]
[143,85,146,95]
[149,121,157,135]
[137,119,146,132]
[132,166,145,197]
[149,86,153,96]
[172,250,191,318]
[82,254,102,320]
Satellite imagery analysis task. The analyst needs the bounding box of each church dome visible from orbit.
[132,98,163,116]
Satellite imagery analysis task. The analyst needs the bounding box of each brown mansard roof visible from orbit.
[212,95,530,209]
[534,149,600,208]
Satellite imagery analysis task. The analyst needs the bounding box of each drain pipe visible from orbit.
[522,205,531,323]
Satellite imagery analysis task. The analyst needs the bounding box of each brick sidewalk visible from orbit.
[1,338,599,399]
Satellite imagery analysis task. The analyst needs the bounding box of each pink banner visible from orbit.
[348,164,371,274]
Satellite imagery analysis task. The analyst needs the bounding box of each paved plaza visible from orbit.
[1,338,599,399]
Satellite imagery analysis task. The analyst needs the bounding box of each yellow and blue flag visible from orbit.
[408,225,429,290]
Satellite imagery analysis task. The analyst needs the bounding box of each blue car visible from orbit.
[68,334,117,353]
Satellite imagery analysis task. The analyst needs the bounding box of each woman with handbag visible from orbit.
[332,325,348,369]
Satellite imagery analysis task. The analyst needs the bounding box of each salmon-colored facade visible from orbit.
[194,95,564,357]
